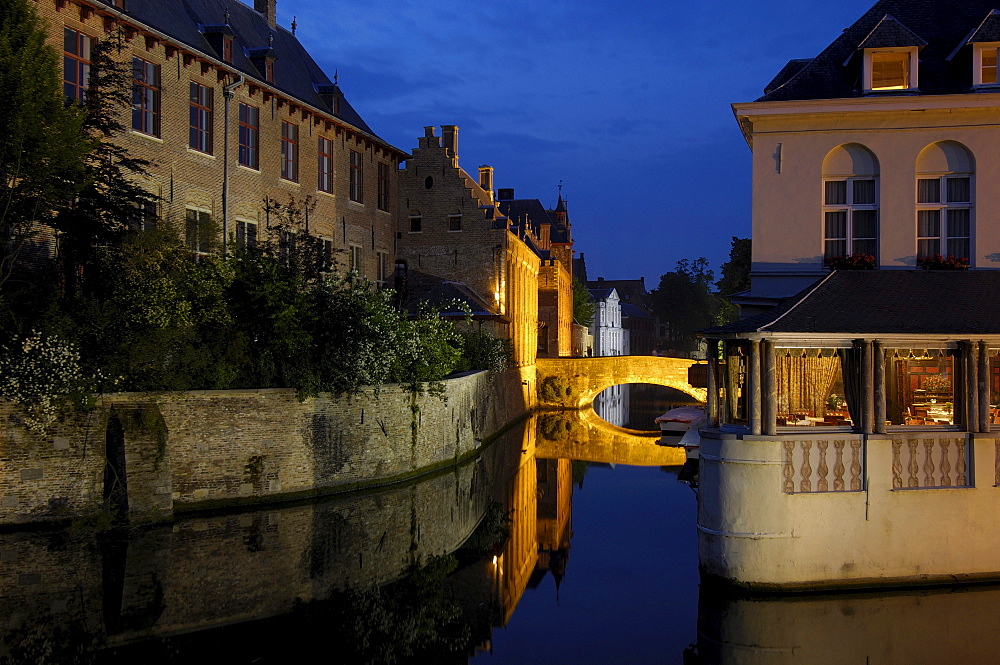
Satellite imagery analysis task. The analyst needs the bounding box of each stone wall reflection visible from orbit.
[696,584,1000,664]
[0,420,530,658]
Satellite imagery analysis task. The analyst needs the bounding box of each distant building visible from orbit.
[588,287,626,357]
[36,0,405,279]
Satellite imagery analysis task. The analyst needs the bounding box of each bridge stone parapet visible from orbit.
[535,356,706,409]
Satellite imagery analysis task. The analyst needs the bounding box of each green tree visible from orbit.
[52,28,157,298]
[716,237,751,324]
[0,0,90,293]
[717,237,751,295]
[651,258,718,354]
[572,277,595,326]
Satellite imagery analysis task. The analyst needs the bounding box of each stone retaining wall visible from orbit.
[0,367,533,525]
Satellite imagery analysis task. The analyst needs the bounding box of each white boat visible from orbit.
[655,406,706,456]
[654,406,705,433]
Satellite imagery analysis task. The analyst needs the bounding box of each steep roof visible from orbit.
[497,198,572,244]
[704,270,1000,336]
[97,0,381,137]
[757,0,1000,101]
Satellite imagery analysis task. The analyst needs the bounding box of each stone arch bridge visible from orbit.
[535,356,706,409]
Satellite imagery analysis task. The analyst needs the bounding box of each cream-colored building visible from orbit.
[733,3,1000,315]
[700,0,1000,591]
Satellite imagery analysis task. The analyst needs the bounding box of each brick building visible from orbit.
[39,0,405,281]
[396,126,554,367]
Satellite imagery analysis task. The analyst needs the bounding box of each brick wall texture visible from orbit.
[35,0,400,283]
[0,368,529,525]
[0,418,532,654]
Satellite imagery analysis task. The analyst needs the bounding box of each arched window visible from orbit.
[822,144,879,262]
[916,141,974,263]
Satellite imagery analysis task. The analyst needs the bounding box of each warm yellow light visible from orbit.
[492,555,498,565]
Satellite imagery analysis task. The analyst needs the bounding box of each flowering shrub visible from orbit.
[824,254,876,270]
[0,332,108,432]
[916,254,969,270]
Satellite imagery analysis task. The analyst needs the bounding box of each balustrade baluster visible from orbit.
[891,440,902,489]
[800,441,812,493]
[783,440,795,493]
[817,440,829,492]
[833,440,846,491]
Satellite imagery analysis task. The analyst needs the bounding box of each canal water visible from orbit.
[3,385,1000,663]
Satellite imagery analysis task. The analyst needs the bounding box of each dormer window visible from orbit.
[857,15,924,93]
[223,37,233,63]
[864,48,918,91]
[973,44,1000,87]
[266,60,274,83]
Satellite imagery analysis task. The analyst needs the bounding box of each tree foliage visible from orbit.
[716,236,751,324]
[572,277,595,326]
[0,0,90,291]
[717,237,751,295]
[651,258,719,354]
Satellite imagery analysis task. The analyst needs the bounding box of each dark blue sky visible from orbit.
[278,0,876,288]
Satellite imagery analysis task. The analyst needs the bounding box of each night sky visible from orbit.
[277,0,876,288]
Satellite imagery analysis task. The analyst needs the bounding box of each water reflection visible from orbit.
[12,404,995,664]
[594,383,703,431]
[694,583,1000,664]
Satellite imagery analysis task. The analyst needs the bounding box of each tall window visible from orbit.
[63,28,92,101]
[281,121,298,182]
[132,57,160,136]
[236,219,257,251]
[130,199,158,232]
[822,144,880,262]
[238,104,259,169]
[377,162,390,211]
[376,251,388,289]
[186,208,214,257]
[349,244,361,274]
[409,212,422,233]
[189,82,213,154]
[318,137,333,193]
[350,150,363,203]
[448,213,462,231]
[916,141,975,264]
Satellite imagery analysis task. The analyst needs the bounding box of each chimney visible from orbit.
[255,0,276,28]
[419,126,439,149]
[441,125,458,159]
[478,165,494,199]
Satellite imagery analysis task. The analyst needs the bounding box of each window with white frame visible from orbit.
[376,251,388,289]
[185,208,214,257]
[974,43,1000,87]
[864,48,918,91]
[349,244,361,275]
[236,219,257,251]
[822,143,880,263]
[823,178,878,261]
[915,141,975,264]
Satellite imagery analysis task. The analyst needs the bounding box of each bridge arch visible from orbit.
[535,356,706,410]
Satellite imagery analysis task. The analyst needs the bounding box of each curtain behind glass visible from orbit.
[841,342,864,427]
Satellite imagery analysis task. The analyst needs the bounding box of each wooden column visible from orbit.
[966,341,979,433]
[707,339,719,428]
[764,340,776,436]
[980,341,990,433]
[861,339,874,434]
[874,340,886,434]
[749,339,762,435]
